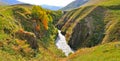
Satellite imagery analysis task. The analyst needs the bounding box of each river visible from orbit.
[55,30,74,56]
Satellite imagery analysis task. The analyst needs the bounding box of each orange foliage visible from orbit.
[35,25,40,31]
[65,33,70,39]
[19,29,24,33]
[12,45,21,51]
[42,19,48,30]
[23,48,32,53]
[32,6,49,30]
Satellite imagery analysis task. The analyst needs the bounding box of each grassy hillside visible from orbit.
[0,0,120,61]
[58,0,120,59]
[57,0,120,50]
[0,5,65,61]
[66,41,120,61]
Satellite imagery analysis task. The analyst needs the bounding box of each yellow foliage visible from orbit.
[21,44,29,49]
[16,39,26,46]
[32,6,49,30]
[23,48,32,53]
[13,39,33,55]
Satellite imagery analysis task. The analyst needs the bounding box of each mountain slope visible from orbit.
[0,0,61,10]
[0,1,8,5]
[66,41,120,61]
[0,0,22,5]
[61,0,88,11]
[56,0,120,50]
[0,0,120,61]
[41,5,62,10]
[0,5,65,61]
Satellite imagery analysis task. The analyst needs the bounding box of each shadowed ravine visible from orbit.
[56,30,74,56]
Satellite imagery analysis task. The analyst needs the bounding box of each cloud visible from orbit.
[17,0,75,7]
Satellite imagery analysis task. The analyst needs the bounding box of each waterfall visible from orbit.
[56,30,74,56]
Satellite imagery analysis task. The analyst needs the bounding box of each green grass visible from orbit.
[0,0,120,61]
[67,41,120,61]
[0,5,64,61]
[57,0,120,48]
[102,9,120,43]
[100,0,120,6]
[0,50,26,61]
[64,4,120,57]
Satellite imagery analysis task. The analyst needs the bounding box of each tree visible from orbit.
[31,6,49,30]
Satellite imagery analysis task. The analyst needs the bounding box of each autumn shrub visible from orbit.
[12,39,35,57]
[31,6,49,30]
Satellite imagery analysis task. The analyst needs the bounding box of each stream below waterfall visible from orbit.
[55,30,74,56]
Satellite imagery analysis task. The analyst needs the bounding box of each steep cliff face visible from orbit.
[57,0,120,50]
[57,6,106,50]
[68,7,106,49]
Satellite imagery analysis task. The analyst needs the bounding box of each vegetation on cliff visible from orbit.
[0,5,64,61]
[57,0,120,50]
[0,0,120,61]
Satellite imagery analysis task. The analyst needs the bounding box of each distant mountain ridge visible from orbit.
[61,0,88,11]
[0,0,62,10]
[0,1,8,5]
[0,0,22,5]
[41,5,62,10]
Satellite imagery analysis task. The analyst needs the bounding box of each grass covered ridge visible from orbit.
[66,41,120,61]
[0,5,65,61]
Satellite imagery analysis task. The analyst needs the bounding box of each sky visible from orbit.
[17,0,75,7]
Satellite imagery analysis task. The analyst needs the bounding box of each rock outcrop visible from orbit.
[15,30,38,49]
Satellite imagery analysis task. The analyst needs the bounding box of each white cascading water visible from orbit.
[56,30,74,56]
